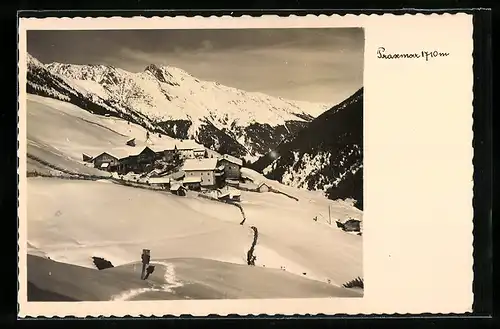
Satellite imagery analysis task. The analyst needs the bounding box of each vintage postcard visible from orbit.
[18,13,474,317]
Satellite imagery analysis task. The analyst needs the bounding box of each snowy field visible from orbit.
[25,95,363,299]
[28,255,362,301]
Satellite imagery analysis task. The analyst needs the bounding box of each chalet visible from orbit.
[148,177,170,189]
[117,155,139,174]
[182,158,219,187]
[93,152,121,171]
[137,146,158,163]
[118,146,158,173]
[170,183,187,196]
[112,147,157,174]
[218,154,243,180]
[257,182,272,193]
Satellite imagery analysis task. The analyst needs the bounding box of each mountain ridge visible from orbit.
[251,88,364,209]
[26,53,330,160]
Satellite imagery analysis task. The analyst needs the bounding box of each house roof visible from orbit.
[230,190,241,197]
[221,154,243,166]
[96,149,134,161]
[146,145,166,153]
[182,158,218,171]
[170,183,185,191]
[139,146,157,155]
[149,177,170,184]
[170,170,185,180]
[141,140,204,153]
[183,176,202,184]
[218,191,230,198]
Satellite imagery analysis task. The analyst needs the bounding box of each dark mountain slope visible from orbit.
[251,88,363,209]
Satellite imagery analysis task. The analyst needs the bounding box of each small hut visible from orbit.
[126,138,136,147]
[257,182,272,193]
[82,153,93,163]
[170,183,187,196]
[217,190,231,202]
[229,190,241,202]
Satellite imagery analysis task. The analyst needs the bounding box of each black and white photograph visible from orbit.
[23,26,365,302]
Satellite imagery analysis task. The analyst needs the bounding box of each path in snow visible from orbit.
[110,261,183,301]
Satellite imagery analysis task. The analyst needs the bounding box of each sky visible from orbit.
[27,28,364,104]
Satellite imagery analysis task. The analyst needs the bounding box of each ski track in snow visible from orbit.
[110,261,183,301]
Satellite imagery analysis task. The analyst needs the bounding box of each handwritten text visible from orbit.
[377,47,450,61]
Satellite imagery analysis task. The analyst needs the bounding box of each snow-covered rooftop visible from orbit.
[149,177,170,184]
[182,158,218,171]
[170,183,184,191]
[98,148,136,160]
[221,154,243,166]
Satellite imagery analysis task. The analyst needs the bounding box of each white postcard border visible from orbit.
[18,13,474,317]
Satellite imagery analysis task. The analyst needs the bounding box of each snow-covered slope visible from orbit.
[26,94,205,173]
[28,255,362,301]
[26,53,330,160]
[27,177,362,289]
[25,94,363,298]
[251,88,363,209]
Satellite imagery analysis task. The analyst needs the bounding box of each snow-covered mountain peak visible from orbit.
[26,52,334,159]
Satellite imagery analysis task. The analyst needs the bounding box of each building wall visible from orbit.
[219,160,241,179]
[185,170,215,187]
[137,148,157,164]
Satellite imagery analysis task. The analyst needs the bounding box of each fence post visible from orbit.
[141,249,151,280]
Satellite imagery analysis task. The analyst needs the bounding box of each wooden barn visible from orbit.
[92,152,120,171]
[218,154,243,180]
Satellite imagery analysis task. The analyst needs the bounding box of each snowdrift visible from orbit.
[27,255,362,301]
